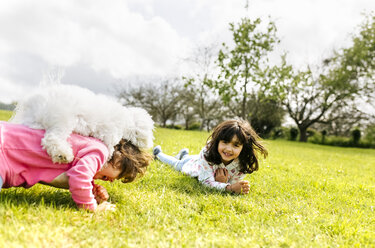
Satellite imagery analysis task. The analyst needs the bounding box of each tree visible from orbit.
[0,101,16,111]
[312,105,369,137]
[246,92,284,138]
[265,13,375,142]
[175,86,197,130]
[223,90,284,137]
[183,44,224,131]
[118,78,181,127]
[351,128,361,145]
[212,17,279,120]
[335,14,375,93]
[267,59,366,142]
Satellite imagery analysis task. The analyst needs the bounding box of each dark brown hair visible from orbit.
[204,119,268,174]
[109,139,153,183]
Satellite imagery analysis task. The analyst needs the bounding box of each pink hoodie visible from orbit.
[0,121,109,211]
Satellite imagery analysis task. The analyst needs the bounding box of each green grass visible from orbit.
[1,127,374,247]
[0,109,12,121]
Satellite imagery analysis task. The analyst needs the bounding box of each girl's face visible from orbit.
[93,165,121,182]
[218,135,243,165]
[94,154,122,182]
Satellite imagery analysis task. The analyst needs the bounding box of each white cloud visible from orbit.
[0,0,190,76]
[247,0,374,67]
[0,0,374,105]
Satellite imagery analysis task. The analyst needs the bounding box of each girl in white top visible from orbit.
[153,119,268,194]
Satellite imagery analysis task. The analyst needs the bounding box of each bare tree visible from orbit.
[183,44,224,130]
[118,78,181,127]
[175,86,197,129]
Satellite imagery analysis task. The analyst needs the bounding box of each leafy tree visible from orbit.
[212,17,279,120]
[333,13,375,96]
[246,92,284,138]
[267,60,365,142]
[266,13,375,142]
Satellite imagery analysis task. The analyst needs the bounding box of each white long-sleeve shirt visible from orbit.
[181,148,245,191]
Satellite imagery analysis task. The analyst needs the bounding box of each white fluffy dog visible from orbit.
[11,84,154,164]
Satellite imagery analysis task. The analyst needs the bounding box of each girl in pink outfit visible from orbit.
[0,121,151,212]
[153,119,268,194]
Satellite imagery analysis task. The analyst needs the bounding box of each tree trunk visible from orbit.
[206,120,211,132]
[298,126,308,142]
[242,96,246,120]
[200,119,205,131]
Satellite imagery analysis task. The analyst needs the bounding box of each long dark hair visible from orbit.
[204,119,268,174]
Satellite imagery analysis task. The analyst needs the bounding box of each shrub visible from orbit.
[325,136,351,147]
[271,127,287,139]
[290,127,298,141]
[351,128,361,145]
[308,134,322,144]
[364,125,375,143]
[308,131,375,149]
[187,122,201,130]
[321,130,327,144]
[165,124,182,130]
[306,128,316,137]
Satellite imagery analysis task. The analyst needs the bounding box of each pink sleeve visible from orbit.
[66,147,108,211]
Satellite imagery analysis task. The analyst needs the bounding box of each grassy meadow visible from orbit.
[0,111,374,247]
[0,109,12,121]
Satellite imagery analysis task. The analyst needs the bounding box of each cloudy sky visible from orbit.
[0,0,374,104]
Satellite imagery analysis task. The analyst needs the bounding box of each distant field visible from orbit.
[0,126,374,247]
[0,109,12,121]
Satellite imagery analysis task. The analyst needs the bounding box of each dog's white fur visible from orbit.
[11,84,154,163]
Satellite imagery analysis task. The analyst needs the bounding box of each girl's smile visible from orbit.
[218,135,243,165]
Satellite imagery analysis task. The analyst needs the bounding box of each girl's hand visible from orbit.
[95,201,116,212]
[93,184,109,204]
[215,168,229,183]
[226,180,250,194]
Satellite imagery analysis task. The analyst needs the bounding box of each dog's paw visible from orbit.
[42,139,74,164]
[49,148,74,164]
[52,153,74,164]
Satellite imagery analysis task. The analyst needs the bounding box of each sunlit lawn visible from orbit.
[0,115,374,247]
[0,109,12,121]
